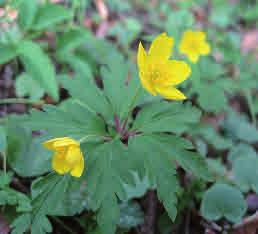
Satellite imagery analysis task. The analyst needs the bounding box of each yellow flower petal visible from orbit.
[179,30,210,63]
[149,33,174,60]
[70,155,84,178]
[137,42,147,69]
[65,146,82,165]
[200,42,210,55]
[163,60,191,86]
[137,42,157,95]
[52,152,70,174]
[43,137,79,150]
[155,86,187,100]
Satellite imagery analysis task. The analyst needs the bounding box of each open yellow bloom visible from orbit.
[43,137,84,178]
[179,30,211,63]
[137,33,191,100]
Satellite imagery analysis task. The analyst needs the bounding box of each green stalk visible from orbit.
[244,90,256,125]
[0,98,44,105]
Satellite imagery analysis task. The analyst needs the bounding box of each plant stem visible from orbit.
[0,98,44,105]
[0,151,6,175]
[244,90,256,125]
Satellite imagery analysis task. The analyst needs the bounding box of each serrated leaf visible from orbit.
[32,3,72,30]
[56,28,92,56]
[27,102,106,139]
[85,140,134,234]
[0,43,17,64]
[11,214,31,234]
[118,201,144,229]
[201,183,246,223]
[17,40,58,100]
[18,0,38,30]
[15,73,45,101]
[132,102,201,134]
[31,174,70,234]
[6,117,51,177]
[60,71,113,121]
[228,143,257,163]
[223,110,258,143]
[129,135,179,220]
[101,51,141,119]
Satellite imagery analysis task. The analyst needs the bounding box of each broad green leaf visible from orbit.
[101,51,141,119]
[132,102,201,134]
[0,126,7,151]
[228,143,257,163]
[18,0,38,30]
[123,172,153,201]
[129,135,180,220]
[198,84,227,113]
[32,3,72,30]
[7,123,51,177]
[17,40,58,100]
[60,71,113,121]
[190,125,233,150]
[15,73,45,101]
[56,28,92,56]
[85,140,134,234]
[118,201,144,229]
[27,102,106,139]
[11,214,31,234]
[232,155,258,193]
[31,174,70,234]
[201,183,246,223]
[223,111,258,143]
[0,43,17,64]
[0,171,12,188]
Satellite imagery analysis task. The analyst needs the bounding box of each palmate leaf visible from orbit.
[84,140,135,234]
[129,134,212,219]
[26,101,106,139]
[132,101,201,134]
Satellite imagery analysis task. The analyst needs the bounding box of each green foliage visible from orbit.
[0,126,7,152]
[201,183,247,223]
[15,73,44,101]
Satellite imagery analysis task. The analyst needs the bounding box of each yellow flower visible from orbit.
[179,30,211,63]
[137,32,191,100]
[43,137,84,178]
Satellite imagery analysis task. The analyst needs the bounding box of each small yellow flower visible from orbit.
[43,137,84,178]
[137,33,191,100]
[179,30,211,63]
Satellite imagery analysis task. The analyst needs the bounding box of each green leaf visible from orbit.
[31,174,70,234]
[56,28,92,56]
[18,0,38,30]
[15,73,45,101]
[123,172,153,201]
[85,140,134,234]
[60,72,113,121]
[132,102,201,134]
[201,183,247,223]
[27,101,106,139]
[0,43,17,64]
[118,201,144,229]
[223,111,258,143]
[11,214,31,234]
[129,135,179,220]
[232,155,258,193]
[17,40,58,100]
[0,125,7,151]
[198,84,227,113]
[228,143,257,163]
[32,3,72,30]
[7,123,52,177]
[101,51,141,119]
